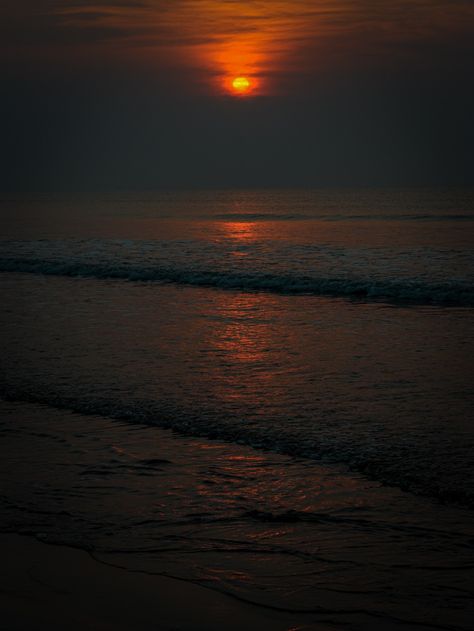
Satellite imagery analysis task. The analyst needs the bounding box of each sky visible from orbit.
[1,0,473,190]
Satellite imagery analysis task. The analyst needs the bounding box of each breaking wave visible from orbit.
[0,257,472,306]
[1,387,473,509]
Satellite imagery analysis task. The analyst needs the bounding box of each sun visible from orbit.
[232,76,251,94]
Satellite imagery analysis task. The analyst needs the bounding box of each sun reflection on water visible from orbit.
[210,294,272,364]
[220,221,259,241]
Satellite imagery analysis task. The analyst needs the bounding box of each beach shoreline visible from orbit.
[1,397,473,631]
[1,532,333,631]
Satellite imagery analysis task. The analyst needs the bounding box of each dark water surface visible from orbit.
[1,189,473,628]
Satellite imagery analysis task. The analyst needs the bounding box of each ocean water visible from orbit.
[1,189,473,629]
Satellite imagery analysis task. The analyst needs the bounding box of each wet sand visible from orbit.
[1,533,330,631]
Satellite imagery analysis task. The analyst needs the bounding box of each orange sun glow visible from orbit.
[232,76,251,94]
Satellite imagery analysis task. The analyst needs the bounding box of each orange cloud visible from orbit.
[6,1,473,94]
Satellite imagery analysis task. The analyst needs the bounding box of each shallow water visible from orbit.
[1,400,473,630]
[1,273,472,505]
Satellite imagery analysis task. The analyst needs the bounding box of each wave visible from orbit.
[212,212,474,222]
[0,257,473,306]
[212,213,312,221]
[1,387,472,509]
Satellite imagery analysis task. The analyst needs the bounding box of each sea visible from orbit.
[1,188,473,630]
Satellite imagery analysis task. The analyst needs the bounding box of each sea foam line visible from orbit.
[1,387,473,510]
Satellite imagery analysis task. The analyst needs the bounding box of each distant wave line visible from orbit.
[210,213,474,222]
